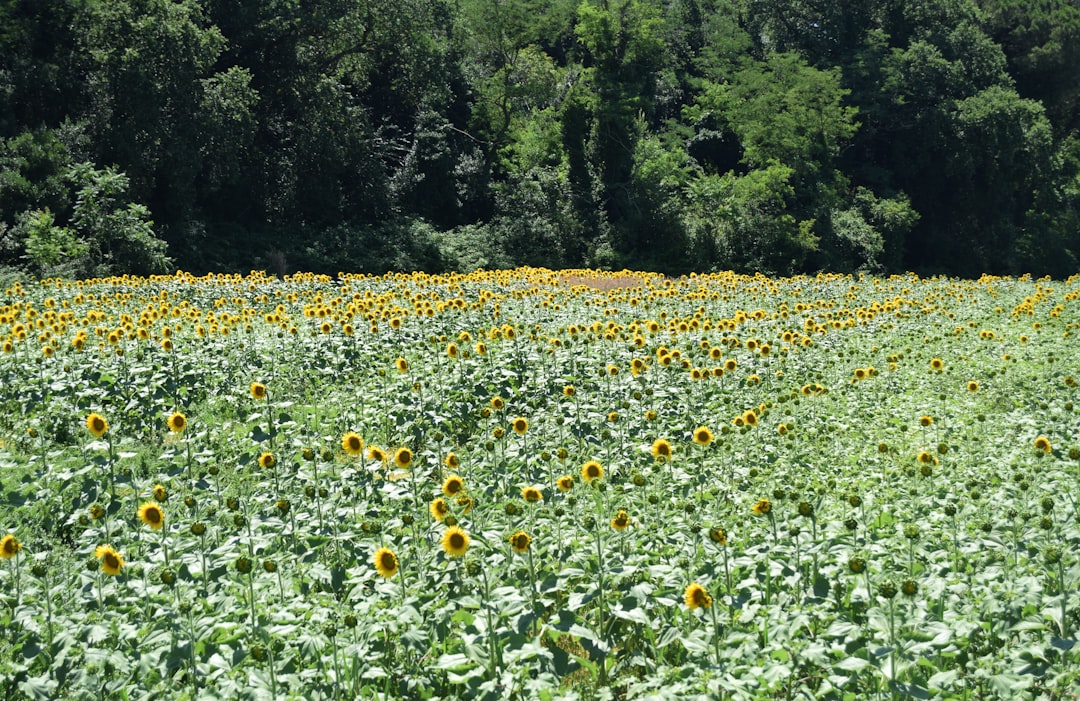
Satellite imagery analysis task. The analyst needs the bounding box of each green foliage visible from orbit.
[0,0,1077,276]
[19,209,87,274]
[61,163,171,276]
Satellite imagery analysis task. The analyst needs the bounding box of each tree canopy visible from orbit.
[1,0,1077,277]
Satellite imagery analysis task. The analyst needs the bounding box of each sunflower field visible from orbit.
[1,268,1079,700]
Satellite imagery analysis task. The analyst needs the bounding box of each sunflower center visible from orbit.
[104,553,119,569]
[147,509,161,524]
[449,534,464,549]
[380,553,396,569]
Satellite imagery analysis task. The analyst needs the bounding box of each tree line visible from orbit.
[1,0,1078,278]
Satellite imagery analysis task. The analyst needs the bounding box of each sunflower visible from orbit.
[441,526,470,558]
[743,410,758,426]
[919,415,933,427]
[693,426,714,446]
[393,447,413,469]
[395,357,409,373]
[724,359,737,372]
[153,484,167,502]
[250,382,267,400]
[562,385,576,398]
[930,358,943,371]
[258,452,275,468]
[446,342,459,358]
[341,432,364,456]
[373,547,399,578]
[368,445,387,464]
[456,495,474,513]
[917,450,935,464]
[429,497,450,521]
[853,367,867,381]
[490,396,505,411]
[708,527,727,546]
[167,412,187,433]
[509,530,531,553]
[557,475,575,492]
[684,582,712,610]
[580,461,604,483]
[475,342,487,356]
[442,474,464,496]
[610,510,630,531]
[967,380,979,392]
[138,502,165,530]
[95,545,124,576]
[1034,436,1052,454]
[86,413,109,438]
[752,498,772,515]
[0,534,21,559]
[512,417,529,435]
[651,439,673,461]
[521,486,543,503]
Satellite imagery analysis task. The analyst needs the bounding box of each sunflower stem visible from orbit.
[1059,558,1069,638]
[709,595,721,667]
[479,565,501,679]
[246,570,258,630]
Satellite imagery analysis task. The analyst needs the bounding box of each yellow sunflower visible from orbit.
[651,439,673,461]
[341,432,364,456]
[1034,436,1052,454]
[429,498,450,521]
[752,498,772,515]
[167,412,187,433]
[86,413,108,438]
[521,486,543,503]
[684,582,712,610]
[509,530,531,553]
[0,534,21,559]
[444,452,460,469]
[610,510,630,531]
[138,502,165,530]
[442,474,464,497]
[556,475,575,492]
[250,382,267,400]
[153,484,167,502]
[395,357,409,373]
[967,380,979,392]
[393,447,413,469]
[368,445,387,464]
[373,547,399,578]
[441,526,470,558]
[580,461,604,483]
[512,417,529,435]
[95,545,124,576]
[693,426,713,446]
[258,452,275,468]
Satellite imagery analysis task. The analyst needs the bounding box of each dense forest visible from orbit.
[1,0,1078,278]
